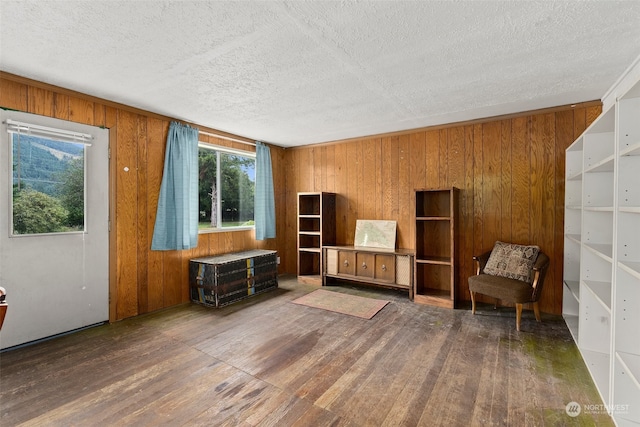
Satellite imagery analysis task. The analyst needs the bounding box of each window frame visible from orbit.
[197,142,256,234]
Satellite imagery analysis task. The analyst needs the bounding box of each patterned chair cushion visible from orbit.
[483,241,540,283]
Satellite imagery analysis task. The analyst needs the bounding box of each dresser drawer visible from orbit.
[338,251,356,276]
[374,254,395,282]
[356,252,375,278]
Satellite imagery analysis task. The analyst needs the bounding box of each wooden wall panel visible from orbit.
[136,117,149,314]
[146,117,166,312]
[28,87,54,117]
[286,103,601,315]
[398,135,411,249]
[1,73,282,322]
[1,72,601,318]
[115,110,139,319]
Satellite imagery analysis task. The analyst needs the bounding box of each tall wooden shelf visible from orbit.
[562,67,640,425]
[414,188,458,308]
[297,192,336,285]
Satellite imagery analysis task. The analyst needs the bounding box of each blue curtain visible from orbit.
[254,141,276,240]
[151,122,199,250]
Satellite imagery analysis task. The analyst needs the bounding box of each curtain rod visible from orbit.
[198,130,256,147]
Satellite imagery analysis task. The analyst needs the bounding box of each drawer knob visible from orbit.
[344,260,349,266]
[362,262,367,269]
[381,264,387,271]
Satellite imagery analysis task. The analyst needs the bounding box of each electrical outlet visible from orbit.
[277,256,281,265]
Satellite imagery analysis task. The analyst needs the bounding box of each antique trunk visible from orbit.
[190,250,278,308]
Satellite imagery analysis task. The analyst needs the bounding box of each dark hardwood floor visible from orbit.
[0,276,612,426]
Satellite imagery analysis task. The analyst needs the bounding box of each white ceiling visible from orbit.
[1,1,640,147]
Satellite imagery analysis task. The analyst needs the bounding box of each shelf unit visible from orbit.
[563,70,640,425]
[297,192,336,285]
[413,188,458,308]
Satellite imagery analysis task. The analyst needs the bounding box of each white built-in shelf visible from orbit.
[583,206,615,212]
[584,243,614,262]
[567,171,583,181]
[617,352,640,389]
[581,349,611,405]
[584,155,615,173]
[618,261,640,280]
[619,207,640,214]
[620,141,640,157]
[564,314,579,342]
[565,280,580,301]
[563,64,639,426]
[583,280,612,311]
[566,234,581,244]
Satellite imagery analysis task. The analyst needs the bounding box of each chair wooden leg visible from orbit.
[470,291,476,315]
[533,301,541,322]
[516,303,523,332]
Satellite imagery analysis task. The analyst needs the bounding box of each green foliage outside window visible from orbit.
[198,146,255,230]
[11,134,85,235]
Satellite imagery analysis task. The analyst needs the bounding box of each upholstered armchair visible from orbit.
[468,242,550,331]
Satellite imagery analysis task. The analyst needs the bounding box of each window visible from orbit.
[198,143,255,231]
[8,120,90,236]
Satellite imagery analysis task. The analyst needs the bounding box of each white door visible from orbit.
[0,110,109,350]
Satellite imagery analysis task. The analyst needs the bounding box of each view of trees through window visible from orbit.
[11,134,85,235]
[198,145,255,230]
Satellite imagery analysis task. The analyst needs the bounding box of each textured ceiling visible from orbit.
[1,1,640,147]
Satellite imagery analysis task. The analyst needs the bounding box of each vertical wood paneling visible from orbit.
[398,135,410,249]
[472,124,485,255]
[460,126,475,301]
[530,113,556,312]
[374,139,383,220]
[28,87,54,116]
[361,139,377,221]
[409,132,426,249]
[346,141,360,243]
[116,110,139,319]
[481,122,502,247]
[0,73,603,318]
[53,93,69,120]
[511,117,531,243]
[325,145,335,193]
[0,78,28,110]
[285,103,601,315]
[147,118,166,312]
[69,96,94,125]
[334,143,348,244]
[500,120,512,241]
[136,117,149,314]
[438,129,448,188]
[425,130,439,188]
[94,104,106,128]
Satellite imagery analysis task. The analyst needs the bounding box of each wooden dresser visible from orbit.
[322,246,414,299]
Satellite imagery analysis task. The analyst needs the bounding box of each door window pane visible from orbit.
[11,133,86,235]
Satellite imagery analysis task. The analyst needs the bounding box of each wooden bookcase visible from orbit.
[413,188,458,308]
[297,192,336,285]
[562,67,640,425]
